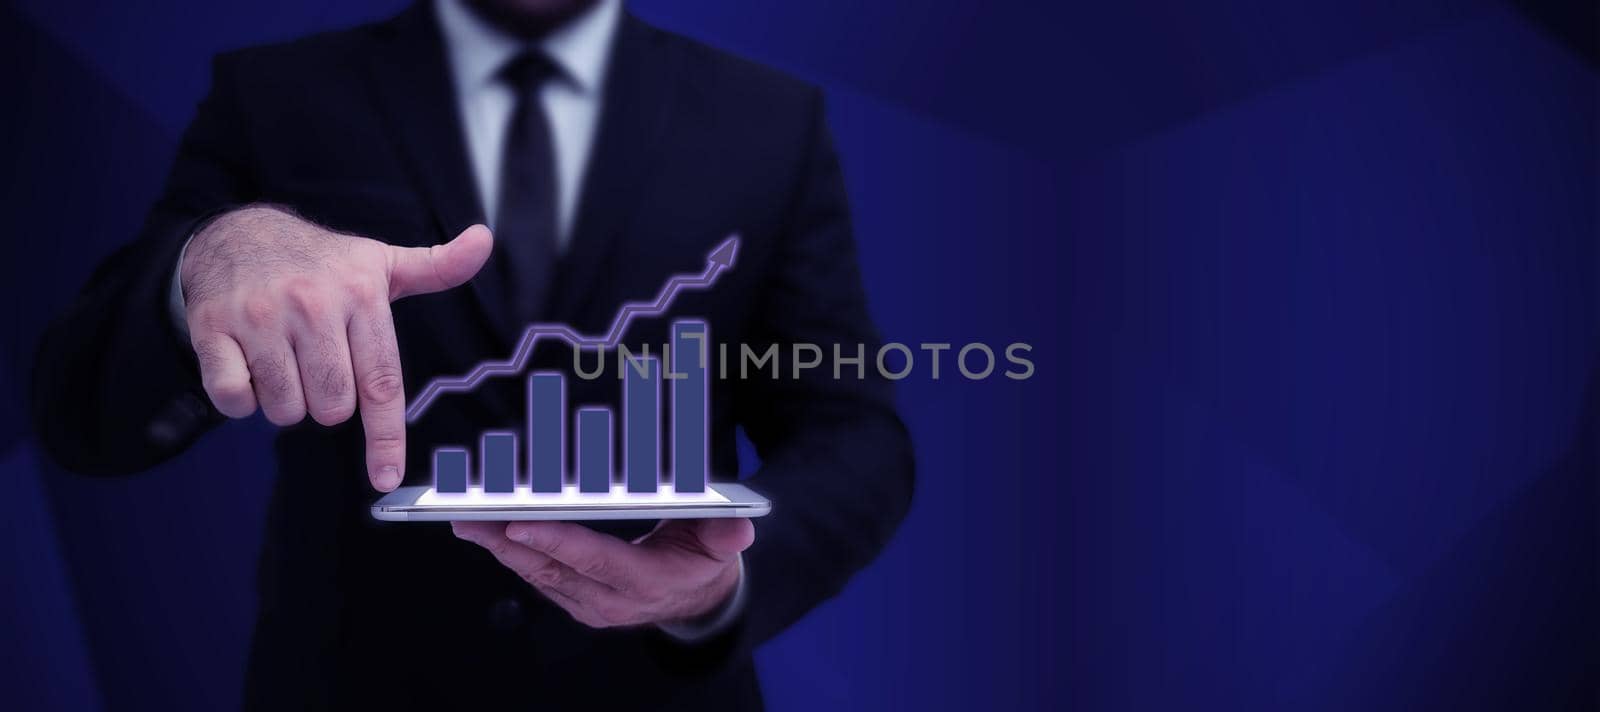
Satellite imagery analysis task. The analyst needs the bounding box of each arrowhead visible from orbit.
[707,235,739,268]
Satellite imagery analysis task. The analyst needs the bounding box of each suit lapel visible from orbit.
[549,14,681,322]
[364,4,486,242]
[364,4,523,342]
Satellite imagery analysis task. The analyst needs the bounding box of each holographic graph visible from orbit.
[423,236,737,495]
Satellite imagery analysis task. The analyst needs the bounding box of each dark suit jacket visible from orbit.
[31,4,914,709]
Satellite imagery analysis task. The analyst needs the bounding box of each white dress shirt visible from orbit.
[434,0,617,245]
[173,0,746,641]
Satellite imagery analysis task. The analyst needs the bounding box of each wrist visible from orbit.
[171,207,245,335]
[660,555,747,642]
[181,207,247,300]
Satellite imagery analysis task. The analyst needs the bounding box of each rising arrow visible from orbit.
[404,234,740,423]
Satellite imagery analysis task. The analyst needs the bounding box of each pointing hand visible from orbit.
[180,205,493,490]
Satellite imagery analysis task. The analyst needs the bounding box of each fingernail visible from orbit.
[376,466,401,491]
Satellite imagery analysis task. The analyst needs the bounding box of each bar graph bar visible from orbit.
[480,432,516,493]
[624,356,660,493]
[671,321,708,493]
[527,372,565,493]
[434,447,468,493]
[576,407,612,493]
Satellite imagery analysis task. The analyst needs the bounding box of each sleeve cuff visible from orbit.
[658,554,747,643]
[169,233,194,338]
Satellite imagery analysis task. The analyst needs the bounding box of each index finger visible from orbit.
[348,305,406,491]
[504,521,652,590]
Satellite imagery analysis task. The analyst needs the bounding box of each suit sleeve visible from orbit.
[30,56,254,475]
[722,90,917,647]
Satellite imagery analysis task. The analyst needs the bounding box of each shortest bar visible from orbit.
[481,432,516,493]
[434,447,469,493]
[576,407,613,493]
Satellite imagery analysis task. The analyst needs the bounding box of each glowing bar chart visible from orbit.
[420,236,739,497]
[429,321,713,496]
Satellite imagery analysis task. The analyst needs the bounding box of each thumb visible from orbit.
[386,224,493,300]
[693,518,755,559]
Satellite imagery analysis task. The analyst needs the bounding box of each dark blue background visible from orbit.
[2,1,1595,709]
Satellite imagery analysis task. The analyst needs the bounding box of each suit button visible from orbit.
[148,393,212,446]
[147,418,181,446]
[488,597,525,632]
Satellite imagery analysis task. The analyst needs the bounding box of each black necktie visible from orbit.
[494,51,560,326]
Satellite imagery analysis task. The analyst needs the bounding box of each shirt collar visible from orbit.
[435,0,621,94]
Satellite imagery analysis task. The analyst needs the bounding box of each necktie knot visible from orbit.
[498,51,560,93]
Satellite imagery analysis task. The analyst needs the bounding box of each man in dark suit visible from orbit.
[31,0,914,708]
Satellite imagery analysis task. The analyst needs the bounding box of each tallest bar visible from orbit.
[670,321,708,492]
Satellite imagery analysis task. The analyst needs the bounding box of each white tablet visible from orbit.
[371,482,770,521]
